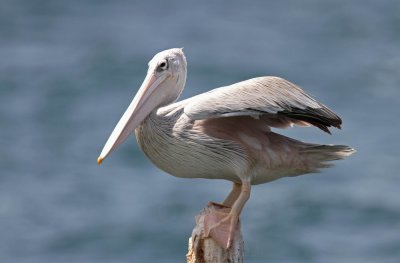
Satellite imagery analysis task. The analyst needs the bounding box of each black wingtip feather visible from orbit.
[279,106,342,134]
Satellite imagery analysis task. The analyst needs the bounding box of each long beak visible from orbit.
[98,72,167,164]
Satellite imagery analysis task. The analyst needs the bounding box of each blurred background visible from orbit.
[1,0,399,262]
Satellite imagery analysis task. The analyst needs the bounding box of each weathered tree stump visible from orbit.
[187,203,244,263]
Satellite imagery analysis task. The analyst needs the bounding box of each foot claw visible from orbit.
[203,203,239,249]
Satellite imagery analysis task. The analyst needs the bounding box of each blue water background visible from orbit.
[1,0,399,262]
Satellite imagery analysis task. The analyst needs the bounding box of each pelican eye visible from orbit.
[157,60,168,71]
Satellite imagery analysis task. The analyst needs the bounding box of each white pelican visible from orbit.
[98,48,354,248]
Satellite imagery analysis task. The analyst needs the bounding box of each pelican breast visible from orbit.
[135,107,247,182]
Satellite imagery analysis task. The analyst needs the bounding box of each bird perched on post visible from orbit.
[98,48,355,249]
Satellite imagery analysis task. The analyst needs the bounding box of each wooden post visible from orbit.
[186,203,244,263]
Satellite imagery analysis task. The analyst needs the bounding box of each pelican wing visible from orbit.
[184,76,342,133]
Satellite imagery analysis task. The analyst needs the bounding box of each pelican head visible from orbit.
[98,48,187,164]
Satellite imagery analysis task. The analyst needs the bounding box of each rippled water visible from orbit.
[1,0,399,262]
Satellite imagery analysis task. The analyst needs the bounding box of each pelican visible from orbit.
[98,48,354,248]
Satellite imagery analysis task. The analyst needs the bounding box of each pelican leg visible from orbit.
[207,182,242,208]
[222,182,242,207]
[204,181,251,248]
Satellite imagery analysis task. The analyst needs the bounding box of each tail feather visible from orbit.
[301,144,355,170]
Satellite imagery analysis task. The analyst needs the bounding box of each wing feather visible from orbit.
[184,76,342,133]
